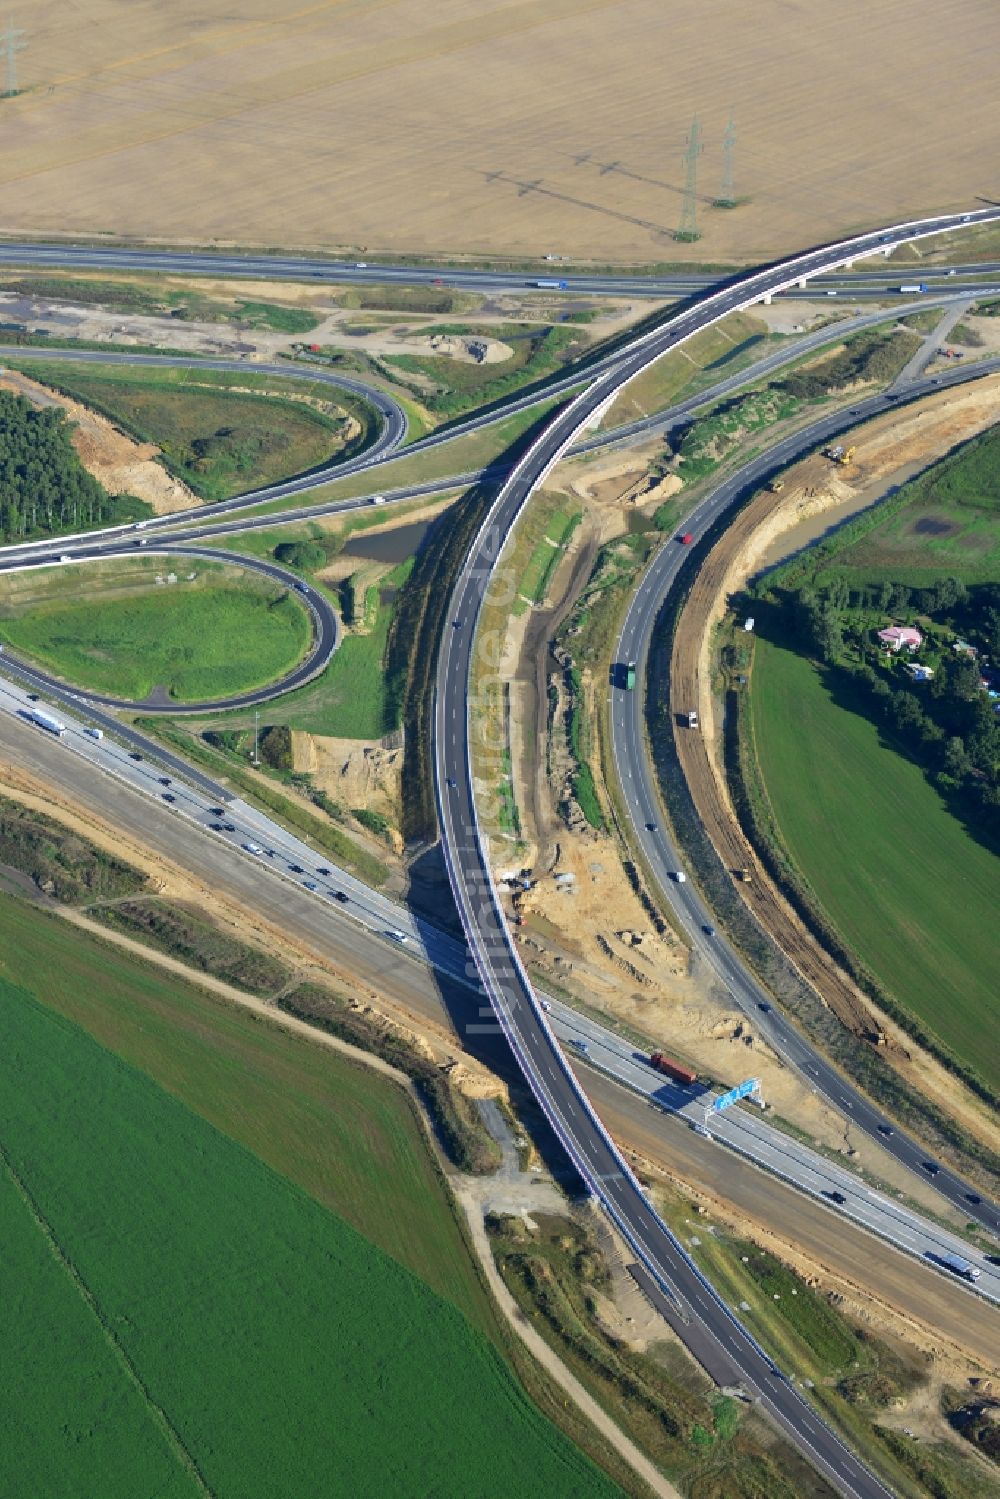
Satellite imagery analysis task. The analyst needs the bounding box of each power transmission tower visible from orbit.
[0,17,25,98]
[716,114,737,207]
[676,116,703,242]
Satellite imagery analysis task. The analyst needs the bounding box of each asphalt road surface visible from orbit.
[0,676,994,1346]
[2,666,993,1308]
[3,207,999,1493]
[432,207,1000,1498]
[1,546,340,713]
[612,375,1000,1240]
[2,237,1000,298]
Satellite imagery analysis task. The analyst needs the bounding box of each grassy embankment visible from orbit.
[0,904,620,1499]
[3,360,376,501]
[749,640,997,1092]
[0,271,323,332]
[220,396,568,524]
[0,564,311,703]
[599,310,772,427]
[377,323,586,420]
[0,793,491,1174]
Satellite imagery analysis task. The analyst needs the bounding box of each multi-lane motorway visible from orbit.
[4,660,994,1311]
[2,210,999,1494]
[2,236,1000,298]
[432,208,1000,1498]
[612,376,1000,1240]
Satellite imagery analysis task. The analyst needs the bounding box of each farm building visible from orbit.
[877,626,923,653]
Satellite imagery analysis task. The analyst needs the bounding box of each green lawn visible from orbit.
[816,422,1000,587]
[202,557,415,739]
[750,641,998,1089]
[0,575,311,702]
[5,361,371,501]
[0,900,617,1499]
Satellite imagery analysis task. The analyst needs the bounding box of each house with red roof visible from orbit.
[877,625,923,653]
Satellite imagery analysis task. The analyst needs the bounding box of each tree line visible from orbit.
[0,389,131,542]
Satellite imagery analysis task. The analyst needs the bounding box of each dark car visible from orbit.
[209,807,225,817]
[129,751,143,761]
[877,1124,893,1137]
[644,821,656,832]
[27,693,39,701]
[317,867,331,876]
[825,1190,847,1205]
[757,1001,772,1014]
[159,776,171,786]
[702,924,716,937]
[332,891,349,904]
[446,777,457,788]
[162,793,176,803]
[966,1193,982,1205]
[209,822,225,831]
[922,1160,940,1175]
[289,864,304,874]
[222,823,236,833]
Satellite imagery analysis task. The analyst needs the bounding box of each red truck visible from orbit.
[649,1053,697,1086]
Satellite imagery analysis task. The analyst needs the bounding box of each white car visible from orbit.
[388,929,410,944]
[242,842,264,856]
[672,870,687,884]
[370,494,386,505]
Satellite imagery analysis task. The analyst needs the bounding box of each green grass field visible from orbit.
[750,641,998,1089]
[0,574,311,702]
[0,897,617,1498]
[816,423,1000,587]
[6,361,370,501]
[600,311,769,427]
[217,557,414,739]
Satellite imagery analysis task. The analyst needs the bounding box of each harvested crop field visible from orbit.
[2,1,998,264]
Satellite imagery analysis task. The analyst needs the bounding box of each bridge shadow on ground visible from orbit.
[413,841,589,1192]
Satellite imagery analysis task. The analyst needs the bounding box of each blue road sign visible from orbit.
[711,1078,760,1114]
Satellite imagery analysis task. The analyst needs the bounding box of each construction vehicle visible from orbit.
[734,867,751,883]
[823,444,855,466]
[767,478,784,493]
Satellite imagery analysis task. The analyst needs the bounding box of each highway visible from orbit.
[1,545,340,713]
[2,236,1000,298]
[2,209,999,1490]
[1,664,995,1312]
[432,207,1000,1498]
[0,293,985,580]
[612,375,1000,1241]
